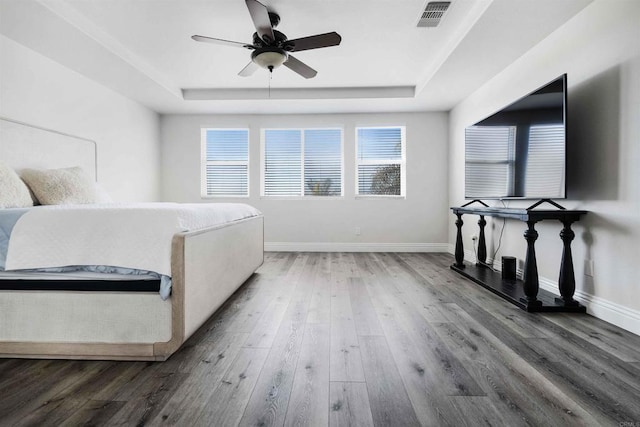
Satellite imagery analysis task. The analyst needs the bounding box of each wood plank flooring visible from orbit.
[1,252,640,426]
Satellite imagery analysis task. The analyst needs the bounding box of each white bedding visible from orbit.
[4,202,261,280]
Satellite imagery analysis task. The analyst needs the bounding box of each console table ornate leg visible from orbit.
[477,215,487,266]
[454,213,465,268]
[522,220,542,308]
[558,220,580,307]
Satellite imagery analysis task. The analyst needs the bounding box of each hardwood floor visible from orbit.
[1,252,639,426]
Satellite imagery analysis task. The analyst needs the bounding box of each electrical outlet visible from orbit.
[584,259,594,277]
[355,227,361,236]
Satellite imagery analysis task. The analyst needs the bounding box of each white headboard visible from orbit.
[0,116,97,181]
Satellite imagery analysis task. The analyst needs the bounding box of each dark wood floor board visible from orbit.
[0,359,45,388]
[238,253,319,427]
[188,347,270,426]
[243,294,291,349]
[243,269,298,349]
[184,273,263,345]
[90,362,152,401]
[156,339,218,374]
[378,252,453,305]
[148,332,248,425]
[356,253,486,397]
[189,254,296,348]
[403,254,567,361]
[346,277,384,336]
[426,261,640,385]
[399,253,552,338]
[329,306,364,381]
[330,319,365,383]
[1,361,113,425]
[356,256,487,426]
[307,267,332,324]
[435,302,604,426]
[520,338,640,423]
[433,320,571,426]
[58,399,125,427]
[339,252,360,278]
[7,361,117,424]
[329,252,353,288]
[329,382,374,427]
[237,317,306,427]
[13,397,86,427]
[284,323,331,426]
[529,335,640,393]
[54,361,145,405]
[102,371,188,426]
[330,255,366,382]
[110,361,162,401]
[447,396,519,427]
[541,313,640,362]
[358,335,421,426]
[0,359,62,397]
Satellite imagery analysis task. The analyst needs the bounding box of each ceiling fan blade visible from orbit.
[287,32,342,52]
[283,55,317,79]
[245,0,274,43]
[238,61,260,77]
[192,35,254,49]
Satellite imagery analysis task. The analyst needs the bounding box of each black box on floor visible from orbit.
[502,256,517,281]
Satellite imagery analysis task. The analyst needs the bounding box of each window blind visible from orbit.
[356,127,405,196]
[524,124,565,197]
[263,128,342,197]
[203,129,249,197]
[465,126,516,198]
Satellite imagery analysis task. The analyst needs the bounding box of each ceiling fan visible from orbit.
[192,0,342,79]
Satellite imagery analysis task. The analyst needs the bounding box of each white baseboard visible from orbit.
[264,242,449,253]
[538,277,640,336]
[447,246,640,336]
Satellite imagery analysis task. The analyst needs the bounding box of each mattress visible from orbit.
[0,202,262,298]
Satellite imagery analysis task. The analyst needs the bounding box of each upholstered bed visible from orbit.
[0,117,264,361]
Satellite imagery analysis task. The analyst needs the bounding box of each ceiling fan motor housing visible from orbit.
[253,29,293,51]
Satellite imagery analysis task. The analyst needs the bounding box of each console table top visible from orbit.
[450,206,588,222]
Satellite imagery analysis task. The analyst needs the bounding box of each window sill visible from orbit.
[355,195,406,200]
[201,195,250,199]
[260,196,345,201]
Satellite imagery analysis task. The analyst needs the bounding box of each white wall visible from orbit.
[0,35,161,202]
[161,112,449,250]
[449,0,640,333]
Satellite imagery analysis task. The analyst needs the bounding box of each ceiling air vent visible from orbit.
[417,1,451,27]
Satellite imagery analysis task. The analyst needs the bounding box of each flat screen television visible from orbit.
[465,74,567,200]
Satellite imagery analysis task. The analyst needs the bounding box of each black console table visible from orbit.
[450,205,587,312]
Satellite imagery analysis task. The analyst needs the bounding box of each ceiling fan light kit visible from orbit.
[251,48,287,71]
[192,0,341,79]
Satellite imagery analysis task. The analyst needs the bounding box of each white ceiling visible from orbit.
[0,0,593,115]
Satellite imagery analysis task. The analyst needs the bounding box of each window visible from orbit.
[465,125,516,198]
[201,128,249,197]
[356,126,406,196]
[262,128,343,197]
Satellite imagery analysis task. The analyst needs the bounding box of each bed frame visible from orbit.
[0,117,264,360]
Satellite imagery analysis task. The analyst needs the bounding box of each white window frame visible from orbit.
[355,126,406,198]
[200,128,250,198]
[260,127,344,199]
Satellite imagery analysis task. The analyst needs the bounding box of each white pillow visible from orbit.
[0,161,34,208]
[21,167,97,205]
